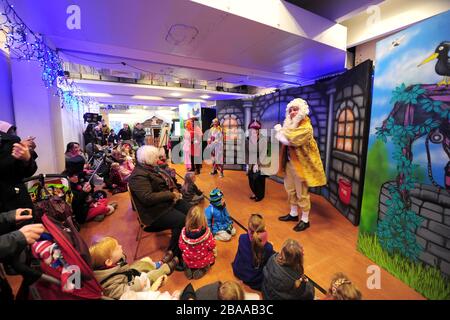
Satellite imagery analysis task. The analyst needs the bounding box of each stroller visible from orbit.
[12,174,110,300]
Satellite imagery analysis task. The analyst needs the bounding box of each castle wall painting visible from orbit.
[359,10,450,299]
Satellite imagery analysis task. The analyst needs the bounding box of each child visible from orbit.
[180,281,260,300]
[179,207,216,280]
[181,172,204,205]
[109,162,128,194]
[68,172,117,223]
[261,238,314,300]
[205,188,236,241]
[89,236,179,299]
[324,273,362,300]
[232,213,275,290]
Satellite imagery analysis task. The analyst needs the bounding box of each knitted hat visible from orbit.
[248,119,262,130]
[209,188,223,207]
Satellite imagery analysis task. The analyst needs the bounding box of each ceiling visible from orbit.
[285,0,384,22]
[8,0,379,106]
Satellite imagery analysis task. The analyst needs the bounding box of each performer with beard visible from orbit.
[274,98,326,232]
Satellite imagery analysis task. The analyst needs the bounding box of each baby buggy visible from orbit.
[13,174,109,299]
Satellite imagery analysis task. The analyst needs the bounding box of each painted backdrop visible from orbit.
[359,11,450,300]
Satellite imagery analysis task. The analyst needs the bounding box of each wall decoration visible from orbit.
[359,11,450,299]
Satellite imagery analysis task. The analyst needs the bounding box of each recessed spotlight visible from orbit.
[132,95,165,100]
[170,92,182,97]
[200,95,210,99]
[180,98,206,103]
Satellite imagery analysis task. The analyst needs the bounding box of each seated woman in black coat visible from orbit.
[128,145,191,268]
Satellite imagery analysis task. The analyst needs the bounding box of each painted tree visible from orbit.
[375,83,448,260]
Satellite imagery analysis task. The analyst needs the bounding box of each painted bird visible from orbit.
[418,41,450,86]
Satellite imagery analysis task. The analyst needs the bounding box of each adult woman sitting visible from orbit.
[128,145,191,267]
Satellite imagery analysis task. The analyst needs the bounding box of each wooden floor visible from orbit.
[7,163,425,300]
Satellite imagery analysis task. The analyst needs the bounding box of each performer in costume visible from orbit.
[208,118,224,178]
[274,98,326,232]
[246,119,269,202]
[183,118,202,174]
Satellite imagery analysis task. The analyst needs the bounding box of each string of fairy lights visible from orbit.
[0,0,97,111]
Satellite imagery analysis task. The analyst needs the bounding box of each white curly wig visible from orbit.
[283,98,310,129]
[136,145,160,166]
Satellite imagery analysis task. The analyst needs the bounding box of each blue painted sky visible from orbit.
[368,10,450,186]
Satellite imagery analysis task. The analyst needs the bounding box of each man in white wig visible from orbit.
[274,98,327,232]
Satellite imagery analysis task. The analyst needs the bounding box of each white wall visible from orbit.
[107,108,178,131]
[0,33,15,124]
[60,101,88,148]
[343,0,450,47]
[10,59,63,174]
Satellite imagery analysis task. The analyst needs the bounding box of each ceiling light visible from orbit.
[170,92,182,97]
[200,95,210,99]
[180,98,206,103]
[74,92,112,97]
[132,95,165,100]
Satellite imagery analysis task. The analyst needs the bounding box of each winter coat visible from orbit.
[205,204,233,235]
[132,128,146,142]
[232,233,275,290]
[93,262,143,300]
[179,227,216,269]
[0,131,37,213]
[109,169,128,193]
[118,128,132,141]
[107,133,118,145]
[195,281,221,300]
[261,254,315,300]
[181,183,203,204]
[0,210,27,260]
[128,163,176,226]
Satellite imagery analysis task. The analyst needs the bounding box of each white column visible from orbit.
[10,59,65,174]
[0,49,15,124]
[243,100,252,130]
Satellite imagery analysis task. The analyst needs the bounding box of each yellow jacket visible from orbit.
[278,117,327,187]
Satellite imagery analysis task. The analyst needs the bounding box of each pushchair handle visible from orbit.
[9,258,42,285]
[23,174,69,184]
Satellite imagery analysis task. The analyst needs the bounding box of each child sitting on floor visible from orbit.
[232,213,275,290]
[109,162,128,194]
[179,281,260,300]
[89,236,179,299]
[262,238,314,300]
[205,188,236,241]
[68,172,117,223]
[181,172,204,205]
[179,206,216,280]
[323,272,362,300]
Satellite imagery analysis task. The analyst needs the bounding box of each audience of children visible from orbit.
[89,236,179,299]
[261,238,314,300]
[179,206,216,280]
[205,188,236,241]
[232,213,275,290]
[180,172,204,205]
[323,273,362,300]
